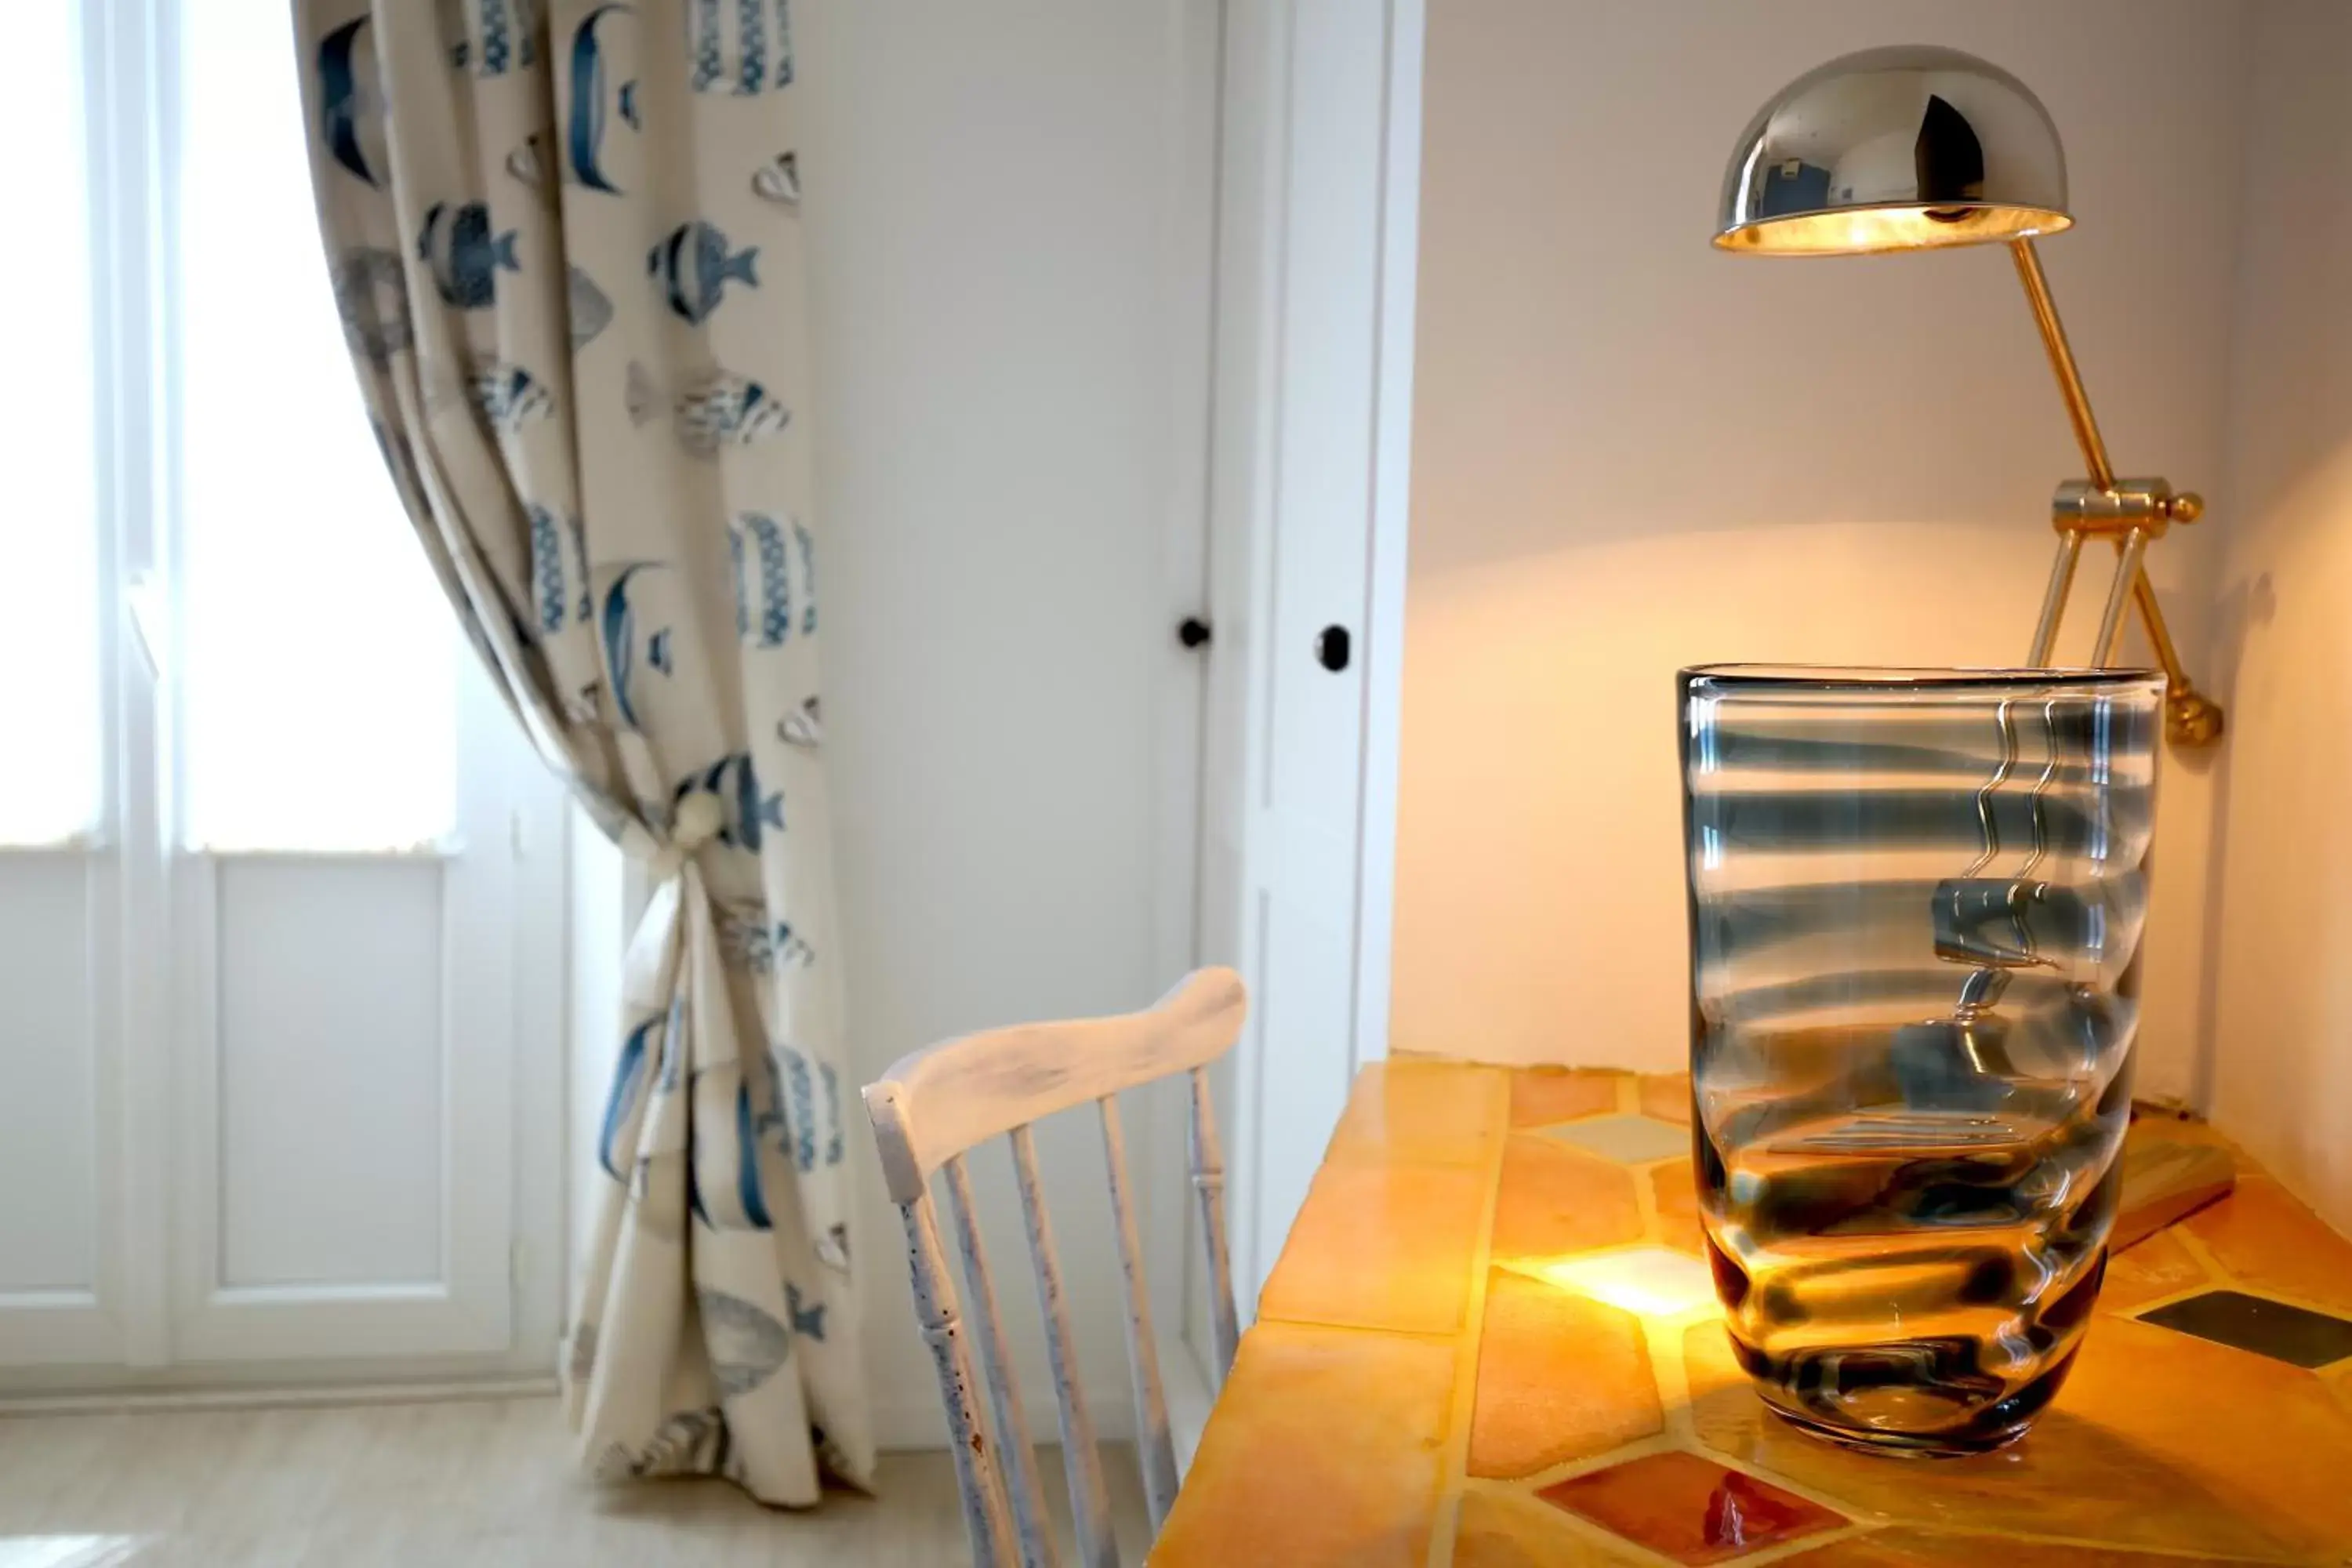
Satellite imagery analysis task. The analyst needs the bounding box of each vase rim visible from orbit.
[1681,662,2164,689]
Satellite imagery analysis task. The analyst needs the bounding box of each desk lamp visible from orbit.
[1714,45,2221,746]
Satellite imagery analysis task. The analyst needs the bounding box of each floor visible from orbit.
[0,1397,1150,1566]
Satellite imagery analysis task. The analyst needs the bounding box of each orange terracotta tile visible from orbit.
[2095,1228,2212,1315]
[1255,1160,1487,1335]
[1491,1135,1645,1263]
[1684,1312,2352,1561]
[1509,1067,1625,1128]
[1779,1529,2267,1566]
[1468,1269,1661,1479]
[1149,1321,1452,1568]
[1324,1059,1507,1169]
[1640,1071,1693,1125]
[1452,1487,1652,1567]
[1650,1161,1704,1254]
[2180,1174,2352,1314]
[1538,1449,1842,1566]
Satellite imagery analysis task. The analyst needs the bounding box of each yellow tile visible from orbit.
[1453,1487,1653,1567]
[1492,1135,1645,1264]
[1650,1160,1704,1254]
[1325,1061,1506,1168]
[1779,1528,2267,1565]
[2095,1228,2211,1315]
[1468,1269,1661,1479]
[1683,1315,2352,1561]
[1509,1068,1625,1128]
[2180,1174,2352,1314]
[1640,1072,1693,1126]
[1150,1323,1453,1568]
[1256,1160,1487,1335]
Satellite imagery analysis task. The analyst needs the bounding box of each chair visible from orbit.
[861,968,1247,1567]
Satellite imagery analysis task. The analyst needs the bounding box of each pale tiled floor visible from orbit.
[0,1396,1148,1566]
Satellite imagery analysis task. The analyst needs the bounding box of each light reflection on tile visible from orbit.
[1518,1246,1719,1319]
[0,1540,146,1568]
[1469,1269,1661,1479]
[1540,1113,1690,1166]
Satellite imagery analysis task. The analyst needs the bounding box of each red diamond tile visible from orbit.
[1539,1449,1842,1565]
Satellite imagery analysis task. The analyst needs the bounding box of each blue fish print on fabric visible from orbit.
[568,3,641,194]
[466,358,556,431]
[674,370,790,455]
[476,0,539,75]
[527,506,591,633]
[689,1067,779,1231]
[786,1283,826,1342]
[648,221,759,325]
[417,201,520,309]
[771,1045,816,1173]
[597,1011,666,1181]
[315,17,385,189]
[715,908,815,974]
[673,753,783,852]
[697,1289,792,1396]
[820,1062,842,1167]
[688,0,793,95]
[331,247,410,370]
[600,564,675,731]
[815,1221,850,1274]
[568,265,614,350]
[750,150,799,206]
[506,130,551,192]
[795,520,817,634]
[728,513,793,648]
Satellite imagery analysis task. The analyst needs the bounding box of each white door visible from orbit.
[1200,0,1424,1316]
[0,0,567,1381]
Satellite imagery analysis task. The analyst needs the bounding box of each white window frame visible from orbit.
[0,0,569,1384]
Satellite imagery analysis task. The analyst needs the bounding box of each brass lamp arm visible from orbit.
[2008,239,2223,746]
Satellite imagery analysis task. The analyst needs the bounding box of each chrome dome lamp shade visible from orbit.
[1715,45,2070,256]
[1712,45,2222,746]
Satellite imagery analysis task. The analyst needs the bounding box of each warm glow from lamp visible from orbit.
[1520,1247,1720,1319]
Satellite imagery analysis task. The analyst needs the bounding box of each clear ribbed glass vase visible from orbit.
[1679,665,2163,1455]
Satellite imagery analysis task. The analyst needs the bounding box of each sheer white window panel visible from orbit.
[0,0,101,848]
[177,2,455,853]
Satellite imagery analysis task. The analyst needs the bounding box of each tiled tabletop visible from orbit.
[1149,1061,2352,1567]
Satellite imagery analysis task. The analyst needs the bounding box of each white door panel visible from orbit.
[0,856,101,1296]
[1203,0,1421,1316]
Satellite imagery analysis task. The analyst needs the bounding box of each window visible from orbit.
[180,4,456,851]
[0,1,564,1377]
[0,0,101,848]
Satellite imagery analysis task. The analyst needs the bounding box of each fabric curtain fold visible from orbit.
[292,0,870,1504]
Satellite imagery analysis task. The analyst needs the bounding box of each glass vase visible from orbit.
[1679,665,2162,1455]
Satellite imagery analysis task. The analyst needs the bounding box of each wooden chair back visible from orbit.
[861,968,1247,1567]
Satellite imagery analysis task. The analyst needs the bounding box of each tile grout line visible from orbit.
[1421,1070,1512,1568]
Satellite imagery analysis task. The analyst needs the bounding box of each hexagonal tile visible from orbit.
[1491,1136,1644,1261]
[1508,1068,1624,1128]
[1683,1314,2352,1560]
[1640,1071,1693,1125]
[1468,1269,1661,1479]
[2095,1227,2212,1315]
[1542,1113,1690,1165]
[1254,1160,1487,1335]
[1650,1160,1704,1254]
[2138,1289,2352,1370]
[2181,1175,2352,1316]
[1452,1486,1653,1567]
[1537,1449,1842,1565]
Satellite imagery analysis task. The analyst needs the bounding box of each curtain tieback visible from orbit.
[621,790,726,883]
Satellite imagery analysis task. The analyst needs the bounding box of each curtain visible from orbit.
[293,0,871,1504]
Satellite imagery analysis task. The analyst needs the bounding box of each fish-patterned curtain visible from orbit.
[293,0,870,1504]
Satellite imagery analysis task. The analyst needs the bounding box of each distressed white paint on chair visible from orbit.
[862,969,1247,1567]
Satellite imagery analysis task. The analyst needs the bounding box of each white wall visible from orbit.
[1394,1,2250,1109]
[2205,0,2352,1229]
